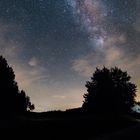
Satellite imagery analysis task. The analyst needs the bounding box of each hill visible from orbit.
[1,109,140,140]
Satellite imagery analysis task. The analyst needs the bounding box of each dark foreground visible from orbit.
[1,111,140,140]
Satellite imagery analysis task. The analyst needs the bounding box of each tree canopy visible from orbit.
[0,56,34,115]
[82,67,136,114]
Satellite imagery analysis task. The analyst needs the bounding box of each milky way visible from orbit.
[0,0,139,111]
[67,0,137,50]
[67,0,107,48]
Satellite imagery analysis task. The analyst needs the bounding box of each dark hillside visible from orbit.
[1,111,140,140]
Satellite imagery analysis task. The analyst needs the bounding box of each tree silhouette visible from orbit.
[82,67,136,114]
[0,56,34,114]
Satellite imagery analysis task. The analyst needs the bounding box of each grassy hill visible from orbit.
[1,109,140,140]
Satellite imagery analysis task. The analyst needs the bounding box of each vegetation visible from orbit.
[82,67,136,114]
[0,56,34,115]
[0,56,140,140]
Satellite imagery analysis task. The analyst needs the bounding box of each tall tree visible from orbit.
[0,56,34,114]
[82,67,136,114]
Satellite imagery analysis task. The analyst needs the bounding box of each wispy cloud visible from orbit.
[72,32,140,99]
[28,57,38,67]
[72,59,93,77]
[0,23,52,111]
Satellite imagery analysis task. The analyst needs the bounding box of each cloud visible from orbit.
[28,57,38,67]
[72,32,130,77]
[0,21,85,112]
[0,23,48,88]
[14,65,48,89]
[45,87,84,111]
[72,40,140,100]
[72,45,139,78]
[0,23,52,111]
[104,34,127,47]
[72,59,93,77]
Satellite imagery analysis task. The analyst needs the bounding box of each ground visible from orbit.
[0,111,140,140]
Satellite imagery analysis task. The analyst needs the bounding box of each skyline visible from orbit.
[0,0,139,112]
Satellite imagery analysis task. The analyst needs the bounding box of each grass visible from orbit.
[1,111,140,140]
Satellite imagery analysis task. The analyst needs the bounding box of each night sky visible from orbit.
[0,0,139,111]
